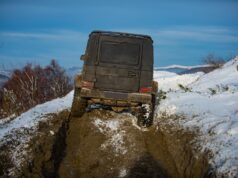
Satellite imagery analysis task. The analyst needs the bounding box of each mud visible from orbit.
[59,109,214,178]
[1,109,215,178]
[59,109,169,178]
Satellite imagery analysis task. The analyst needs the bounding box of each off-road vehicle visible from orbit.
[71,31,158,126]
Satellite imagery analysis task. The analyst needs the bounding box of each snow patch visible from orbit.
[118,168,127,177]
[93,118,127,155]
[142,104,150,119]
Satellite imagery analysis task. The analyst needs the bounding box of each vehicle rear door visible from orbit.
[95,35,142,92]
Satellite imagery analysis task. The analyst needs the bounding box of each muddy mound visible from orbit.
[59,109,168,178]
[59,109,212,178]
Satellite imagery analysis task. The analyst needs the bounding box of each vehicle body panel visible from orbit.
[78,31,156,105]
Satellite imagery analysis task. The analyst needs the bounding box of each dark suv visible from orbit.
[71,31,158,126]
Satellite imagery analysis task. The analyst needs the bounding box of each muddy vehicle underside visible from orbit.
[71,31,158,126]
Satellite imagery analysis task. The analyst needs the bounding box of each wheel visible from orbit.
[137,94,155,127]
[71,88,88,117]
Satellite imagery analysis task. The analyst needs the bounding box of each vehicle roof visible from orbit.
[90,30,153,42]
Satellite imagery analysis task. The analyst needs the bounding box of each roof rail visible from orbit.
[90,30,153,42]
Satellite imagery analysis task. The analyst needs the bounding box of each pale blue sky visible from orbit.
[0,0,238,69]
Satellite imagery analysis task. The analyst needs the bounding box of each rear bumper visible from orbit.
[80,88,152,106]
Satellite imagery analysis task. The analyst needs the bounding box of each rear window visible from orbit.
[100,41,140,65]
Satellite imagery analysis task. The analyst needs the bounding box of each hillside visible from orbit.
[155,56,238,177]
[0,57,238,177]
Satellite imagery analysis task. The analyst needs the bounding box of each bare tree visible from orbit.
[202,54,226,68]
[0,60,72,118]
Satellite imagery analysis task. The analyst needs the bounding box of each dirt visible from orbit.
[0,110,70,178]
[0,109,216,178]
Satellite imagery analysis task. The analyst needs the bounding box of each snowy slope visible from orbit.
[191,58,238,92]
[0,91,73,175]
[154,70,204,91]
[0,91,73,139]
[155,56,238,177]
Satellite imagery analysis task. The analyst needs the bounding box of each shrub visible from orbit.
[178,84,192,92]
[157,90,167,105]
[0,60,72,118]
[158,90,166,100]
[202,54,226,68]
[208,88,216,95]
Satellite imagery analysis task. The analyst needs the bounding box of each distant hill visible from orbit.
[65,66,81,84]
[155,64,216,74]
[0,70,11,87]
[65,65,216,82]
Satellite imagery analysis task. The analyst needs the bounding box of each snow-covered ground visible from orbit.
[154,71,204,91]
[0,91,73,140]
[0,57,237,177]
[155,56,238,177]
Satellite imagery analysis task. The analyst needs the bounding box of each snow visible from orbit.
[191,57,238,93]
[142,104,151,119]
[155,64,211,70]
[154,70,203,91]
[93,117,127,155]
[119,168,127,177]
[0,91,73,140]
[155,56,238,177]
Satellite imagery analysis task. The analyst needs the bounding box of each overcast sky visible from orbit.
[0,0,238,69]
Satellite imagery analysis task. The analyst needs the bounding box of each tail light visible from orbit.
[139,87,152,93]
[81,81,94,89]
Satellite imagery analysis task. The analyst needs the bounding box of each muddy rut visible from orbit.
[5,109,215,178]
[59,110,212,178]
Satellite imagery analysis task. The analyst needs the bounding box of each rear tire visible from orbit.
[71,88,88,117]
[137,94,155,127]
